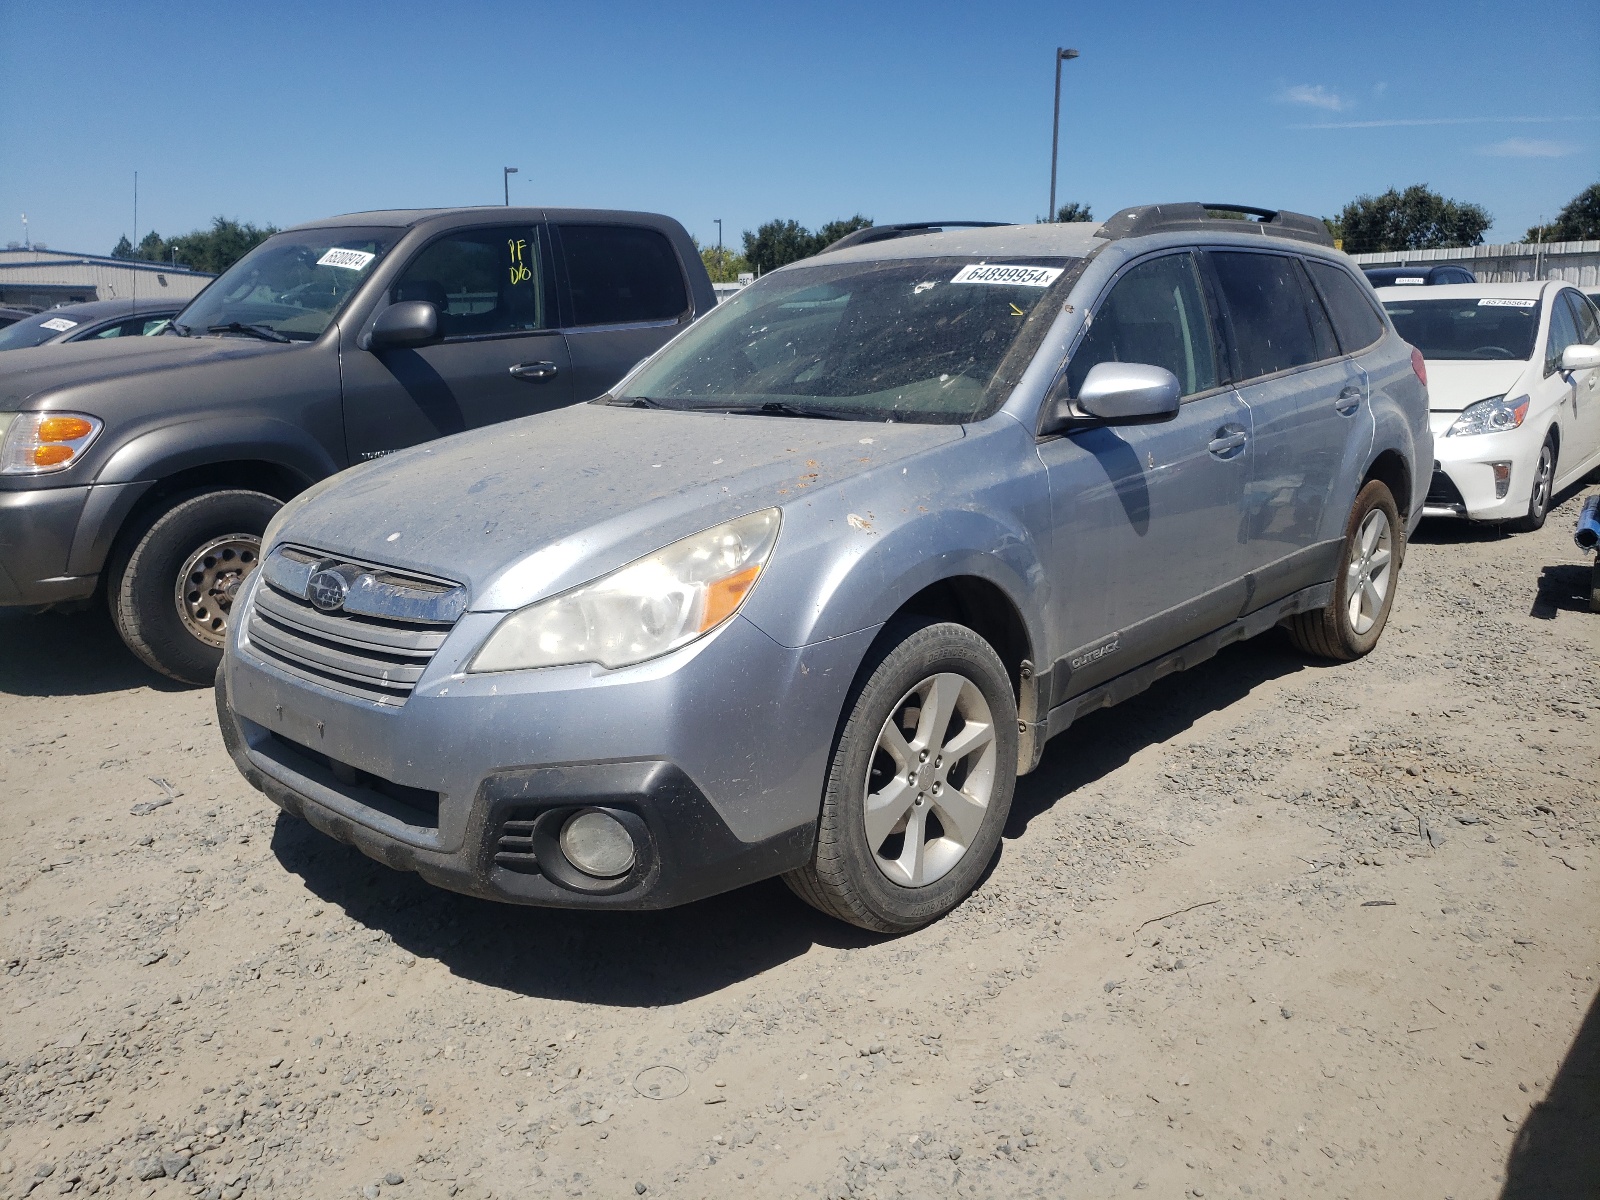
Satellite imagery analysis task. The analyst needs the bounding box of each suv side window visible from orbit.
[1210,251,1334,379]
[394,226,553,340]
[1066,252,1218,398]
[558,225,687,327]
[1544,292,1580,376]
[1305,259,1385,353]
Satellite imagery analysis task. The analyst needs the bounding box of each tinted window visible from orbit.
[1298,261,1340,361]
[1545,293,1580,375]
[395,227,552,340]
[1563,290,1599,345]
[1382,298,1538,361]
[88,315,170,339]
[1211,252,1330,379]
[1306,260,1386,352]
[559,225,687,326]
[1066,252,1218,398]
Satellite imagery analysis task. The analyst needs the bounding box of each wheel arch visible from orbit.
[1362,448,1413,523]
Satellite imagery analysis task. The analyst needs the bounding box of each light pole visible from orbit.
[1048,47,1079,223]
[714,218,723,270]
[503,167,519,206]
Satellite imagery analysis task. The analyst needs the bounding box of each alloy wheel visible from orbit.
[1529,443,1554,520]
[175,535,261,646]
[1345,508,1393,636]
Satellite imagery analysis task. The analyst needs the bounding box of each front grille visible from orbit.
[1426,465,1466,510]
[267,732,441,828]
[244,546,466,705]
[496,816,542,875]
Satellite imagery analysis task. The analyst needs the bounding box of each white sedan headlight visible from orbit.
[470,509,781,673]
[1446,394,1529,437]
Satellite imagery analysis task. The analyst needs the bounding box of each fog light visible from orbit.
[559,810,636,878]
[1490,461,1511,499]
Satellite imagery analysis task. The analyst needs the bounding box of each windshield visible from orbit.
[1383,297,1539,361]
[618,255,1080,423]
[175,226,399,341]
[0,311,78,351]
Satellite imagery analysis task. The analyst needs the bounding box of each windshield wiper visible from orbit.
[603,395,678,409]
[719,401,851,421]
[166,320,191,337]
[206,321,290,344]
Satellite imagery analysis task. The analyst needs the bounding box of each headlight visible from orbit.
[0,411,104,474]
[1446,395,1529,437]
[470,508,781,672]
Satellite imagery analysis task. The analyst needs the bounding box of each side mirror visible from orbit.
[1561,343,1600,372]
[368,300,438,349]
[1041,361,1182,433]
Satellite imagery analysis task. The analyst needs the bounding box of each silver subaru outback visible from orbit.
[217,204,1429,932]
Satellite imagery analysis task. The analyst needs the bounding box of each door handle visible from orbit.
[1207,430,1248,457]
[509,361,559,382]
[1334,384,1362,415]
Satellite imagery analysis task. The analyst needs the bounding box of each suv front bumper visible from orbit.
[0,485,96,608]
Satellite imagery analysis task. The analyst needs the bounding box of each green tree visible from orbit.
[814,214,873,248]
[1054,202,1093,223]
[1526,182,1600,243]
[113,217,278,273]
[1337,185,1491,254]
[700,245,752,284]
[740,215,875,274]
[111,235,134,259]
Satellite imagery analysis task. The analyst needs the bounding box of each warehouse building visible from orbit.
[0,247,213,310]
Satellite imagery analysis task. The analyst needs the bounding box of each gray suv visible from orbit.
[0,208,714,683]
[217,203,1429,932]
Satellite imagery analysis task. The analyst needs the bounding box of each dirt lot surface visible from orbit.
[2,489,1597,1200]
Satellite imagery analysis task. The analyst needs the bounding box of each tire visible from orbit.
[783,619,1018,933]
[108,489,280,685]
[1284,479,1402,662]
[1506,435,1556,534]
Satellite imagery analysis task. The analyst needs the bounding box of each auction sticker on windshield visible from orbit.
[317,248,376,272]
[40,317,78,332]
[951,264,1063,288]
[1478,298,1537,308]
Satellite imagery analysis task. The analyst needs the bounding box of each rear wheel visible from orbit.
[108,489,280,685]
[1285,479,1401,662]
[1506,435,1556,533]
[784,619,1018,933]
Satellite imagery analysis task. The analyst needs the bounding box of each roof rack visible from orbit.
[1096,203,1334,248]
[820,221,1012,254]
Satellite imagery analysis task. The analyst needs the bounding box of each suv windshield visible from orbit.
[618,255,1080,423]
[1382,297,1539,361]
[175,227,399,341]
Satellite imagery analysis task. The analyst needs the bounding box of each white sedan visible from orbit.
[1379,282,1600,530]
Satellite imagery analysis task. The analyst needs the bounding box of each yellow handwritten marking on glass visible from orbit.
[508,238,532,286]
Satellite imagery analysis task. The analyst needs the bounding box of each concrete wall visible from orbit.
[1348,240,1600,287]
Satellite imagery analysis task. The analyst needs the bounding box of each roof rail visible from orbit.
[820,221,1012,254]
[1096,203,1334,247]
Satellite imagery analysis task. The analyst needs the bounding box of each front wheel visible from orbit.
[108,489,280,685]
[1506,435,1556,533]
[1284,479,1402,661]
[783,619,1018,933]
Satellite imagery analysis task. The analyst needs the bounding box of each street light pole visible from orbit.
[1049,47,1079,223]
[503,167,519,206]
[714,218,723,269]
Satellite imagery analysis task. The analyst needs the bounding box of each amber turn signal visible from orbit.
[32,445,75,467]
[38,416,95,442]
[700,565,761,632]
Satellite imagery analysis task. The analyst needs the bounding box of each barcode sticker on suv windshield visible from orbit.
[1478,298,1536,307]
[317,248,376,271]
[951,264,1063,288]
[39,317,78,332]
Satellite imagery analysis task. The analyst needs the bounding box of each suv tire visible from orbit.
[1506,435,1556,534]
[1285,479,1401,662]
[784,619,1018,933]
[108,489,280,685]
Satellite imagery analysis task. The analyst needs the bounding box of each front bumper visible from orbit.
[0,485,95,608]
[218,584,879,909]
[1423,418,1545,521]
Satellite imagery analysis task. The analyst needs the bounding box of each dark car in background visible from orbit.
[0,207,715,684]
[1362,264,1477,287]
[0,307,34,329]
[0,299,180,352]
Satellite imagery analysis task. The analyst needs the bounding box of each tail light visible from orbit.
[1410,346,1428,386]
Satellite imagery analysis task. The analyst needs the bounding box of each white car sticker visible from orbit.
[1478,298,1537,308]
[1395,277,1426,284]
[40,317,78,332]
[951,263,1063,288]
[316,248,376,272]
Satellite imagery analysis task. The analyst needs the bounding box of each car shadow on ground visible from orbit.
[1530,563,1594,619]
[0,608,178,697]
[1501,985,1600,1199]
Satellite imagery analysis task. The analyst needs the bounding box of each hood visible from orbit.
[272,403,964,610]
[0,334,295,409]
[1422,360,1530,413]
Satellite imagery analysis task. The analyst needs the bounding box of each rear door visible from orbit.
[554,223,692,401]
[1207,250,1372,608]
[339,223,574,462]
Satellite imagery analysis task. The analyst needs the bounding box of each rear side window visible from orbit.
[1066,252,1218,398]
[394,226,553,340]
[1306,260,1386,353]
[1210,251,1333,379]
[559,225,687,326]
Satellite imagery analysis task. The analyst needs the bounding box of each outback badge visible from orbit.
[306,564,359,613]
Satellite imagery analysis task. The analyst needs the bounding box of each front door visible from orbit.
[1555,290,1600,473]
[340,224,575,462]
[1036,251,1255,703]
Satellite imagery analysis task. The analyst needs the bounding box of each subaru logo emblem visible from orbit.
[307,568,352,613]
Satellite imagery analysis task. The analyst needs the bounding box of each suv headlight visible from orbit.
[1446,394,1529,437]
[0,411,104,474]
[470,509,781,673]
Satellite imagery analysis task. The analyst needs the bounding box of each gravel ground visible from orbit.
[1,487,1596,1200]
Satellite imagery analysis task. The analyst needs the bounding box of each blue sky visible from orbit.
[2,0,1595,258]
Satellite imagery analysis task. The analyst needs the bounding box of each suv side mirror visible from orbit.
[1562,343,1600,372]
[369,300,438,349]
[1041,361,1182,433]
